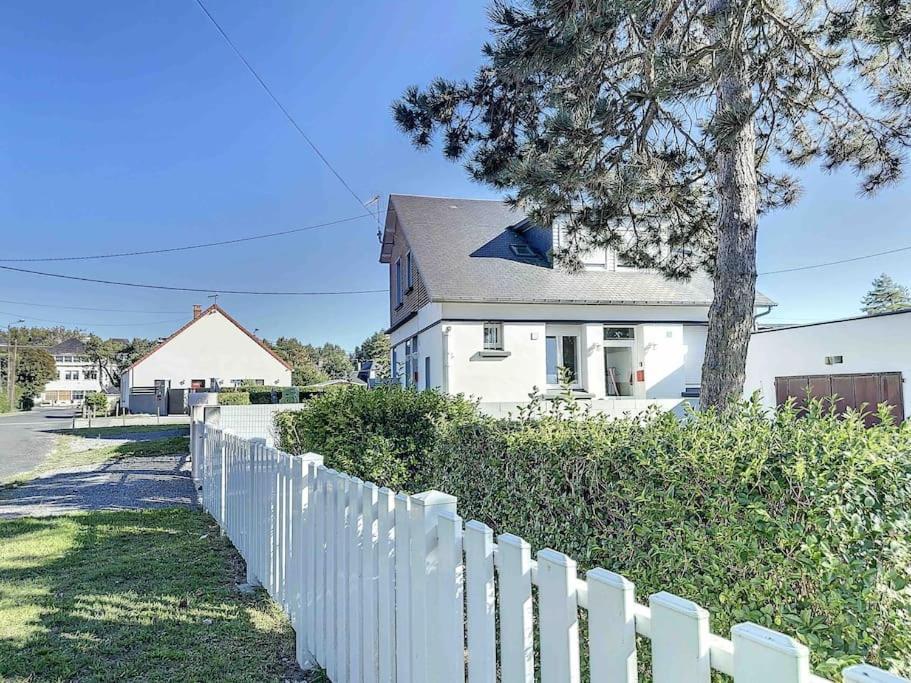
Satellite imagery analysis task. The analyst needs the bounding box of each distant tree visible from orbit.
[394,0,911,409]
[0,325,84,347]
[293,365,330,387]
[353,331,391,378]
[317,343,354,379]
[861,273,911,314]
[15,347,57,401]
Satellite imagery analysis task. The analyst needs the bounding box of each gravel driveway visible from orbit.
[0,453,197,518]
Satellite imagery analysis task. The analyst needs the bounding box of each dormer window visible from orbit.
[510,244,535,258]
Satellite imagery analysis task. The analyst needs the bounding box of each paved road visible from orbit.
[0,407,76,480]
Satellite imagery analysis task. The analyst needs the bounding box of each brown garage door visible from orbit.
[774,372,904,426]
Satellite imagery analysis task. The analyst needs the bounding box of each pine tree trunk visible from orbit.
[699,0,759,411]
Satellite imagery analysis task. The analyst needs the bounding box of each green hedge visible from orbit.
[275,385,475,489]
[218,392,250,405]
[84,392,108,412]
[275,389,911,677]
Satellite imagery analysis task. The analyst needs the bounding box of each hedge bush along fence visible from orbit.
[217,391,250,405]
[276,387,911,677]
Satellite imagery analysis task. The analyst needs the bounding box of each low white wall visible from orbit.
[477,397,695,419]
[744,312,911,416]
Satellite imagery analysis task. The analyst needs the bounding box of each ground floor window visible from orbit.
[404,336,419,387]
[545,333,580,386]
[73,391,85,401]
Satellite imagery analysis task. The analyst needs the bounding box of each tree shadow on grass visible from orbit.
[0,509,305,682]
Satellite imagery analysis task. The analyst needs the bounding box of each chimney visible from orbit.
[193,304,202,319]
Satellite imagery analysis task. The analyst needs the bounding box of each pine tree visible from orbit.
[393,0,911,409]
[861,273,911,314]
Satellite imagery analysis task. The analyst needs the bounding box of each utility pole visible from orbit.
[6,319,24,409]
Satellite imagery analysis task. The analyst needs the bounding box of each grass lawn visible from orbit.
[2,436,190,486]
[0,508,308,682]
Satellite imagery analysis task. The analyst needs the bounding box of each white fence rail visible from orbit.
[191,422,907,683]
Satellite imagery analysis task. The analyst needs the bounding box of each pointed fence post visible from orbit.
[650,592,710,683]
[465,520,496,683]
[586,569,637,683]
[294,453,322,673]
[437,511,465,683]
[731,623,809,683]
[497,533,534,683]
[843,665,909,683]
[394,493,412,683]
[376,487,397,683]
[536,549,580,683]
[409,490,458,683]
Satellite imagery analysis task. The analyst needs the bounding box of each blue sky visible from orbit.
[1,1,909,349]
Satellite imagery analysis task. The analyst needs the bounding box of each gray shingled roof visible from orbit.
[386,194,775,307]
[49,338,87,354]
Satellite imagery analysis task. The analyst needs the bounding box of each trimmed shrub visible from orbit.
[84,391,108,413]
[246,386,277,404]
[428,400,911,677]
[219,392,250,405]
[275,385,476,489]
[279,386,300,404]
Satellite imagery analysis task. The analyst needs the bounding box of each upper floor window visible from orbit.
[84,369,98,380]
[483,322,504,351]
[406,251,414,290]
[395,258,403,307]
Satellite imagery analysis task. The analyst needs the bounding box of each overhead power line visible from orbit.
[0,214,371,263]
[0,298,187,315]
[192,0,375,219]
[759,243,911,275]
[0,264,386,296]
[0,309,184,328]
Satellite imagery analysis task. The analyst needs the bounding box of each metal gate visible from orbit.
[774,371,904,426]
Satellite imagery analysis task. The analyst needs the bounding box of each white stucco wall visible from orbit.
[744,312,911,416]
[389,302,710,403]
[124,309,291,402]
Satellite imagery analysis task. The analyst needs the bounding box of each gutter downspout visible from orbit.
[442,325,452,394]
[753,305,773,331]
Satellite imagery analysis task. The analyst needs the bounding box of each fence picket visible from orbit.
[362,483,380,683]
[348,478,365,683]
[587,568,637,683]
[189,421,911,683]
[465,521,496,683]
[394,494,412,683]
[498,533,534,683]
[537,549,581,683]
[326,470,349,683]
[437,511,465,683]
[377,487,397,683]
[731,623,809,682]
[650,591,711,683]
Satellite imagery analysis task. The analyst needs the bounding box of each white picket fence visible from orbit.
[191,421,906,683]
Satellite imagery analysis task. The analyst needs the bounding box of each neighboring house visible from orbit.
[744,309,910,425]
[120,305,292,414]
[379,194,775,416]
[39,338,105,405]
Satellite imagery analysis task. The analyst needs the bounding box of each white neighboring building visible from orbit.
[120,305,292,414]
[379,194,775,416]
[39,338,106,405]
[744,310,910,424]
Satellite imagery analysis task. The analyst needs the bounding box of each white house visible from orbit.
[120,305,292,414]
[39,338,108,405]
[379,194,775,416]
[744,310,910,424]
